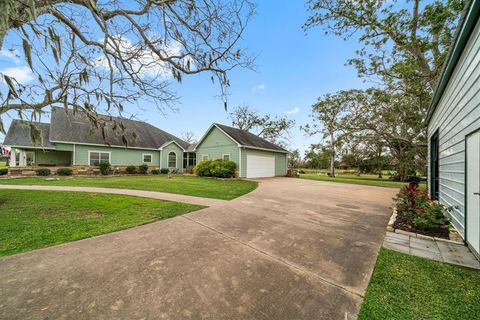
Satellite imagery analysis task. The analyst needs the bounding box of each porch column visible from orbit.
[18,150,27,166]
[9,148,16,167]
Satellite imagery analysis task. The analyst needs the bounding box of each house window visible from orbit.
[168,152,176,168]
[189,153,196,166]
[223,154,230,161]
[89,151,110,166]
[183,152,197,167]
[202,155,209,161]
[143,154,152,163]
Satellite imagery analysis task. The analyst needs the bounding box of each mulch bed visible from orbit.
[393,213,450,239]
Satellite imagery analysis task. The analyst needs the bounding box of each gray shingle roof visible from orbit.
[3,120,55,149]
[214,123,288,152]
[49,107,188,150]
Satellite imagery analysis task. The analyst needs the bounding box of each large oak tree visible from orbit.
[0,0,255,141]
[303,0,464,180]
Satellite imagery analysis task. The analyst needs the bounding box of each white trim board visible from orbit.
[159,140,186,151]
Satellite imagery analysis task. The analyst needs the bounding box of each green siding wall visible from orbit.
[34,150,72,165]
[160,143,183,170]
[196,127,239,165]
[73,144,160,166]
[240,148,287,177]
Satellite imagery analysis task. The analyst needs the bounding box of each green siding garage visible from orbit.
[196,124,288,178]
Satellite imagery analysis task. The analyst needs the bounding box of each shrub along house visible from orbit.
[3,107,288,178]
[427,0,480,258]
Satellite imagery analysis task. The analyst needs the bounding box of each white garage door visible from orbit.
[246,154,275,178]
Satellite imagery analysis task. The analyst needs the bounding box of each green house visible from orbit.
[3,107,288,178]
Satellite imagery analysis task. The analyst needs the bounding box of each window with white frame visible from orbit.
[202,154,209,161]
[223,154,230,161]
[168,152,177,167]
[89,151,110,166]
[143,154,152,163]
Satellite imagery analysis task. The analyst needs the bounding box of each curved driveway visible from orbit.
[0,178,396,320]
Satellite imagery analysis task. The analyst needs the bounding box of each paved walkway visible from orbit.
[0,184,226,207]
[384,232,480,269]
[0,178,397,319]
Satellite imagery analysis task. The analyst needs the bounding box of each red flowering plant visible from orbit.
[393,181,452,238]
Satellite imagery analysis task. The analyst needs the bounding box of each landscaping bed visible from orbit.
[391,182,453,240]
[394,211,449,239]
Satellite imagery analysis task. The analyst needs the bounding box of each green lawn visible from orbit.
[0,190,203,257]
[359,248,480,319]
[0,175,258,200]
[299,172,426,189]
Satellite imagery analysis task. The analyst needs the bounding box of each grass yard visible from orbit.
[299,172,426,189]
[0,190,203,257]
[359,248,480,319]
[0,175,258,200]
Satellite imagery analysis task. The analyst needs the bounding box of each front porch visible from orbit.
[8,148,72,168]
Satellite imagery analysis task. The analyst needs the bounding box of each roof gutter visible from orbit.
[426,0,480,123]
[240,145,289,154]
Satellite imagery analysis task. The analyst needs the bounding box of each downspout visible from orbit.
[238,147,242,178]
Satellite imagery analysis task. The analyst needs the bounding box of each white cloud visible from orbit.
[95,36,188,79]
[285,107,300,115]
[251,84,266,92]
[0,49,20,63]
[0,66,34,84]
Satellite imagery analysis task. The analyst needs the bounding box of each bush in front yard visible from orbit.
[99,161,111,175]
[0,168,8,175]
[151,169,160,175]
[138,164,148,174]
[56,168,73,176]
[160,168,169,174]
[35,168,51,176]
[126,165,137,174]
[193,160,212,177]
[193,159,236,178]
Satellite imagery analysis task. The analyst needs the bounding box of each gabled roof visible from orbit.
[426,0,480,123]
[3,120,55,149]
[159,140,186,151]
[197,123,288,153]
[49,107,188,150]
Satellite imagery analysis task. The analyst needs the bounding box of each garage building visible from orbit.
[195,123,288,178]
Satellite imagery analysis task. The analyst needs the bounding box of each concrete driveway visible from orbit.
[0,178,396,319]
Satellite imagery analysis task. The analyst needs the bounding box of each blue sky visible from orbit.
[0,1,368,154]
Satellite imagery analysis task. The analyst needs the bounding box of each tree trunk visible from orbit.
[391,145,415,181]
[330,133,335,177]
[377,145,383,179]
